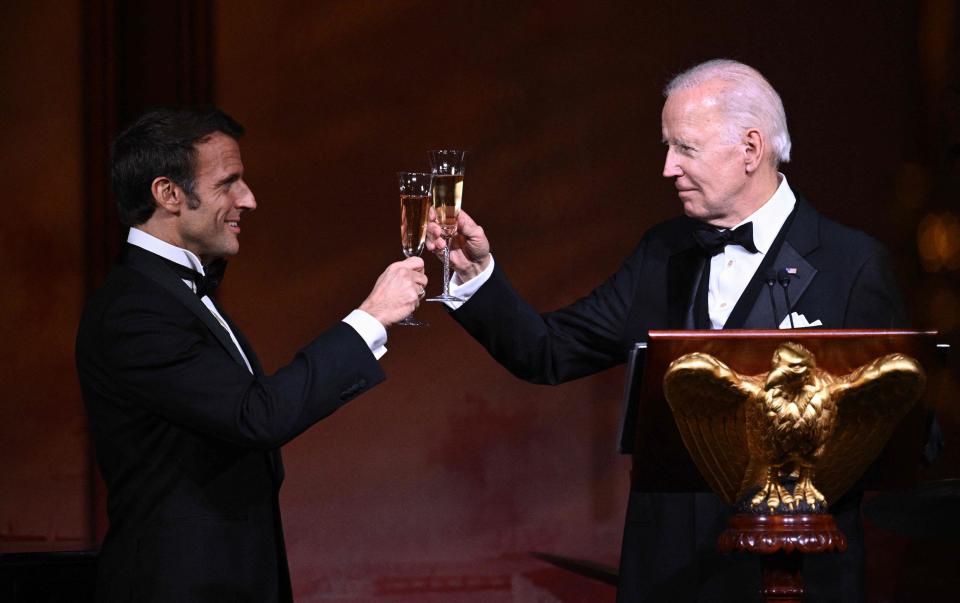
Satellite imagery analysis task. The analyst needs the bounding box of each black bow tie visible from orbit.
[160,257,228,298]
[692,222,759,256]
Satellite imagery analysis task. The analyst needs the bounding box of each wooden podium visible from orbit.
[619,330,945,602]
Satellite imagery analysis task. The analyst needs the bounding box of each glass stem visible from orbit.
[442,235,452,295]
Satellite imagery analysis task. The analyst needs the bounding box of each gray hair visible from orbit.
[664,59,791,165]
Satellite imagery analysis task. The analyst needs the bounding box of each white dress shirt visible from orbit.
[706,174,796,328]
[446,174,796,330]
[127,229,387,367]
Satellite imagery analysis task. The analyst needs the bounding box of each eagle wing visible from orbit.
[662,352,760,504]
[815,353,926,504]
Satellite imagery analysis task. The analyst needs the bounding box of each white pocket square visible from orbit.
[779,312,823,329]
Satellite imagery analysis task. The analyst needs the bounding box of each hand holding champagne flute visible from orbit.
[426,149,466,302]
[396,172,432,326]
[425,209,492,283]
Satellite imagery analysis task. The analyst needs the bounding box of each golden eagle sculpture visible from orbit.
[663,342,925,513]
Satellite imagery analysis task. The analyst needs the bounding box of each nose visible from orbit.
[237,181,257,211]
[662,147,682,179]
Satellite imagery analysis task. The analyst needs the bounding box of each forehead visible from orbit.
[661,81,728,139]
[193,132,243,176]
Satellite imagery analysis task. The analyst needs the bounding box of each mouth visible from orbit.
[226,220,241,233]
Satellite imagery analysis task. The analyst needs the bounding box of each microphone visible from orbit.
[763,269,780,328]
[777,268,795,328]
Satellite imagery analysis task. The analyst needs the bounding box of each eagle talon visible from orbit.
[777,486,795,510]
[751,467,796,512]
[794,469,826,508]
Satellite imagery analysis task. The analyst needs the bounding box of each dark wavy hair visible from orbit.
[111,107,245,226]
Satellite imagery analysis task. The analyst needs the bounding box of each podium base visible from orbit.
[718,513,847,603]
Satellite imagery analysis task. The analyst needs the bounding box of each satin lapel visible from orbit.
[213,299,264,376]
[123,245,249,370]
[736,192,821,329]
[224,315,283,486]
[666,247,703,329]
[740,242,818,328]
[211,299,282,483]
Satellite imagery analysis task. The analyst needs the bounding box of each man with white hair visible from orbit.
[427,59,905,601]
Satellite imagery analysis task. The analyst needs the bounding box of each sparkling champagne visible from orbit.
[400,194,431,257]
[431,174,464,234]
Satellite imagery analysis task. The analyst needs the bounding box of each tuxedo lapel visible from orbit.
[213,299,265,376]
[737,193,821,329]
[210,299,284,483]
[740,242,818,328]
[123,245,250,371]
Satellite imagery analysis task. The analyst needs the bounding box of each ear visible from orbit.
[742,128,765,174]
[150,177,182,214]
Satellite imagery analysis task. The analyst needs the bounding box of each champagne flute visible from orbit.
[396,171,432,326]
[425,149,466,302]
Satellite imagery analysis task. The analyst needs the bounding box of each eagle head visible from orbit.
[764,342,815,391]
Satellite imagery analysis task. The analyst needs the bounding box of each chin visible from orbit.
[211,246,239,261]
[683,204,728,227]
[681,201,707,221]
[222,239,241,257]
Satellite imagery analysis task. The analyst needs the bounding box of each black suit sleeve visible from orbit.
[452,241,648,385]
[97,289,385,449]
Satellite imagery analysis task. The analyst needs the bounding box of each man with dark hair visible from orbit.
[76,106,426,602]
[427,60,905,601]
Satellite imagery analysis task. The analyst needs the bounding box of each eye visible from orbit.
[665,140,695,156]
[218,174,241,191]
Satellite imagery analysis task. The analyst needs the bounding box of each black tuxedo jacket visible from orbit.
[452,194,906,602]
[76,244,385,602]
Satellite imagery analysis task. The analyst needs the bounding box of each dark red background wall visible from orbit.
[2,1,958,601]
[1,1,88,553]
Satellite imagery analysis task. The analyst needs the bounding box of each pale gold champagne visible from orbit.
[401,194,431,256]
[431,174,464,234]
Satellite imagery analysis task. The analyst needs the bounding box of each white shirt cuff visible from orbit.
[342,309,387,359]
[445,255,496,311]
